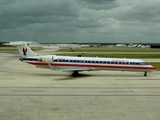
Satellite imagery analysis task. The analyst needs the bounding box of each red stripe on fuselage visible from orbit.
[26,62,156,71]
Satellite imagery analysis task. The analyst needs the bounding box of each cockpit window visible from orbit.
[141,62,149,65]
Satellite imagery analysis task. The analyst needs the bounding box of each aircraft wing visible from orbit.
[48,64,92,72]
[61,68,92,72]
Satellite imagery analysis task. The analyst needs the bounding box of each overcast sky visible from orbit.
[0,0,160,43]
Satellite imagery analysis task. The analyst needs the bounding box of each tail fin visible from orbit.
[10,42,38,58]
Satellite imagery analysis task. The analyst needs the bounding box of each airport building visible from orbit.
[0,42,10,47]
[151,44,160,48]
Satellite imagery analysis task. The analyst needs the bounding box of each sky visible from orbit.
[0,0,160,43]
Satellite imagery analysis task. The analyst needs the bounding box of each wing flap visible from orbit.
[61,68,92,72]
[48,64,92,72]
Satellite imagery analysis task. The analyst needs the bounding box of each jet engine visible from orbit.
[38,56,53,63]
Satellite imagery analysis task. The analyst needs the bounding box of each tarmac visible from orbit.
[0,51,160,120]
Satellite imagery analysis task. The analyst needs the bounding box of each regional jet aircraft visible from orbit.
[12,42,155,77]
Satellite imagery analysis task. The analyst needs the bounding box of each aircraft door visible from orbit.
[52,56,54,62]
[77,55,82,66]
[135,62,141,70]
[130,62,137,70]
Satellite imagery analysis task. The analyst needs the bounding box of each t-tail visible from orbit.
[10,42,38,58]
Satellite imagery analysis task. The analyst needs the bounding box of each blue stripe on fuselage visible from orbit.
[22,58,149,66]
[23,58,38,61]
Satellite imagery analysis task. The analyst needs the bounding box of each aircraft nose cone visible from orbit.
[151,65,156,71]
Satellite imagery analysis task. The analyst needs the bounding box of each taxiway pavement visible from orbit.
[0,52,160,120]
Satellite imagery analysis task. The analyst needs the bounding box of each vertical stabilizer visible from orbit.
[10,42,38,58]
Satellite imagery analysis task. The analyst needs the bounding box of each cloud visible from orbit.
[81,0,116,4]
[80,0,119,10]
[0,0,79,29]
[0,0,160,43]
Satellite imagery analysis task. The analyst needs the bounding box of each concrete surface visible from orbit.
[0,52,160,120]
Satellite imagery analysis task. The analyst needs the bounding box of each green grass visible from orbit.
[0,48,18,51]
[0,47,43,52]
[57,53,160,58]
[57,48,160,52]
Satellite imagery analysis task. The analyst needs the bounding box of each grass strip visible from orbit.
[0,48,43,52]
[57,48,160,52]
[56,53,160,58]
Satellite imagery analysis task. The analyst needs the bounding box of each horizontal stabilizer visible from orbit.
[9,42,26,46]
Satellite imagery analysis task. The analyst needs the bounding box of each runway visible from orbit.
[0,52,160,120]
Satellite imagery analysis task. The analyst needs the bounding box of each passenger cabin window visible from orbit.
[54,59,58,62]
[136,62,140,65]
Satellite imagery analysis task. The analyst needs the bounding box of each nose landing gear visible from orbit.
[72,71,79,77]
[144,71,147,77]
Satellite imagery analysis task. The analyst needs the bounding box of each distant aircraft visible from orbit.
[80,44,90,47]
[128,43,150,48]
[133,44,142,48]
[115,44,127,47]
[11,42,155,77]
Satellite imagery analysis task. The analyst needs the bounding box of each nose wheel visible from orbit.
[144,71,147,77]
[72,71,79,77]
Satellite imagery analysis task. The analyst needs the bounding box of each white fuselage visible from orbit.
[21,55,156,72]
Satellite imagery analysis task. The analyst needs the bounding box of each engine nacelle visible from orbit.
[38,56,53,63]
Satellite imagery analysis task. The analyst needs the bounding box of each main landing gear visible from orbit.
[72,71,79,77]
[144,71,147,77]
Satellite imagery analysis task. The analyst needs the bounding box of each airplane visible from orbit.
[11,42,156,77]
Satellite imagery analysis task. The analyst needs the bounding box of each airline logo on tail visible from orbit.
[23,48,28,56]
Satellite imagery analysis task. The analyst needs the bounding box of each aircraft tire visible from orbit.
[72,71,79,77]
[144,71,147,77]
